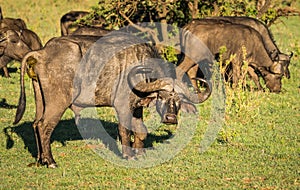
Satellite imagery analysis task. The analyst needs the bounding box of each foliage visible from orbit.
[78,0,299,30]
[79,0,192,29]
[198,0,300,25]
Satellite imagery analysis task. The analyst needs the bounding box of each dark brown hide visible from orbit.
[178,20,283,92]
[204,16,292,78]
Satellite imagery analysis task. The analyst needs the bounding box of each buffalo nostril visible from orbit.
[163,114,178,124]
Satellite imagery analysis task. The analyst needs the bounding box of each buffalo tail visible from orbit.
[13,54,32,124]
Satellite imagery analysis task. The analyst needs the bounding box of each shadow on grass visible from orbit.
[0,98,18,109]
[3,118,173,159]
[0,67,18,77]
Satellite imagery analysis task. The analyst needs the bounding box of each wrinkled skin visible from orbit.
[178,19,283,92]
[0,28,42,77]
[14,33,211,168]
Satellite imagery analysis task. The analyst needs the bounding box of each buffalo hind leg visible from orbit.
[37,106,67,168]
[32,80,44,164]
[36,119,59,168]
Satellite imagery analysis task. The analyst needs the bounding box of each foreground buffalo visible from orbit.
[0,28,42,77]
[14,32,211,168]
[177,20,283,92]
[205,16,293,78]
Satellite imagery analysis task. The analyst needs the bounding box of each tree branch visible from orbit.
[119,10,161,46]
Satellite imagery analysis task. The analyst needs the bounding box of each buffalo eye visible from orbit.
[8,35,19,43]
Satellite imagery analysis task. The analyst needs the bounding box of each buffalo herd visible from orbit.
[0,8,292,168]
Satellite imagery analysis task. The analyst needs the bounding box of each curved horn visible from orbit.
[192,78,212,103]
[175,78,211,104]
[0,32,7,42]
[127,65,174,96]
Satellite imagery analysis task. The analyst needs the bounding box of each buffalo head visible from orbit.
[269,50,293,79]
[0,29,31,61]
[128,65,211,124]
[259,66,283,93]
[277,52,293,79]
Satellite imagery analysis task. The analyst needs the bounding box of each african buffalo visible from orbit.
[14,32,211,168]
[177,19,283,92]
[60,10,105,36]
[0,28,42,77]
[0,8,28,77]
[0,18,27,31]
[0,7,27,31]
[204,16,293,78]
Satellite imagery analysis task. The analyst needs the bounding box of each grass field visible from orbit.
[0,0,299,189]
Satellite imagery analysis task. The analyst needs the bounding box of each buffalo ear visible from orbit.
[139,93,157,107]
[180,100,198,114]
[7,31,19,43]
[269,49,279,60]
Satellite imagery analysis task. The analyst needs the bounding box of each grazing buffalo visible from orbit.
[204,16,293,78]
[0,7,27,31]
[0,17,27,31]
[0,8,28,77]
[177,19,283,92]
[60,10,105,36]
[14,32,211,168]
[0,28,42,77]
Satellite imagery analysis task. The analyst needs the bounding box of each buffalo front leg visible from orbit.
[232,61,241,88]
[247,66,263,91]
[0,56,12,78]
[118,123,135,160]
[31,80,44,164]
[131,108,147,156]
[3,66,10,78]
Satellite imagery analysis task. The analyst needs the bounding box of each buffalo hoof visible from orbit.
[48,163,58,168]
[122,153,137,160]
[122,145,136,160]
[27,162,41,167]
[133,148,146,156]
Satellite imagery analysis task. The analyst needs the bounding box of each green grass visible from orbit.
[1,0,300,189]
